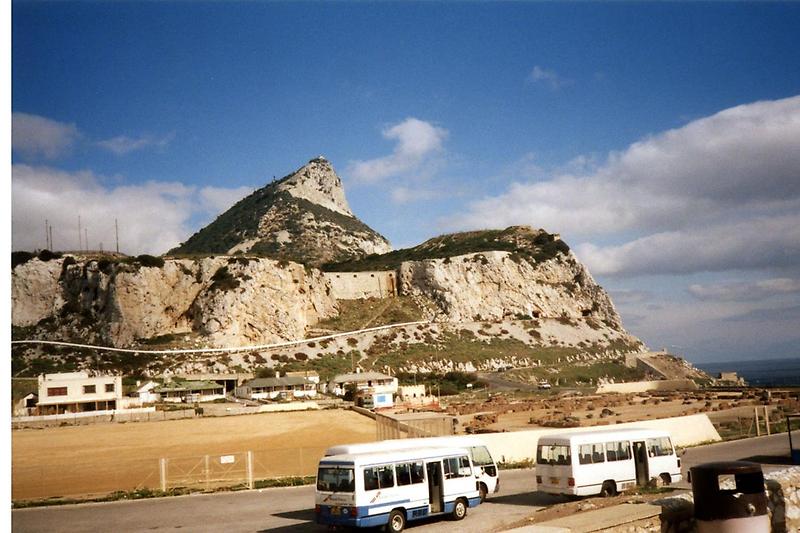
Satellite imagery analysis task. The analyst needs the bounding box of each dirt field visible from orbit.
[12,409,376,501]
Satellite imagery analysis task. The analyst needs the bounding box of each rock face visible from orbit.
[399,249,622,327]
[12,255,338,347]
[169,157,391,266]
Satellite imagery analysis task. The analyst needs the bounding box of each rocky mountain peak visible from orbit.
[169,157,391,266]
[275,157,354,217]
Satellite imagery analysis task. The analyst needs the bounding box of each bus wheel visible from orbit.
[386,509,406,532]
[479,483,488,502]
[452,498,468,521]
[600,481,617,497]
[660,473,672,486]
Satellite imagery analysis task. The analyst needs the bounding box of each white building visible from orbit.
[153,380,225,403]
[328,371,398,398]
[35,372,123,415]
[236,376,317,400]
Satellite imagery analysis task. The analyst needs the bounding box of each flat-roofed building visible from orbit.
[36,372,123,415]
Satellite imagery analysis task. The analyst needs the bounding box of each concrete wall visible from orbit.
[324,271,397,300]
[475,414,721,463]
[596,379,698,394]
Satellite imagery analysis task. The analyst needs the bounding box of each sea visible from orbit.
[696,358,800,387]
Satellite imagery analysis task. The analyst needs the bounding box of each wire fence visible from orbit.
[711,405,789,440]
[12,446,328,502]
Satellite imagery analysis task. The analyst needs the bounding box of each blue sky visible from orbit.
[11,2,800,364]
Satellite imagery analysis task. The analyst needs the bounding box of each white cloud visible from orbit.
[526,66,571,90]
[347,118,448,183]
[453,95,800,276]
[198,185,254,214]
[688,278,800,302]
[12,112,81,159]
[11,165,250,255]
[96,132,175,155]
[390,186,441,204]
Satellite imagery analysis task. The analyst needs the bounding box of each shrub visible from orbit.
[209,266,240,292]
[136,254,165,268]
[38,249,62,262]
[11,251,35,269]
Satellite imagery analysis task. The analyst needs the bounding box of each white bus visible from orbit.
[315,446,482,531]
[535,428,682,497]
[324,435,499,500]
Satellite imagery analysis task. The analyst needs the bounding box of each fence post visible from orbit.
[247,451,254,489]
[205,455,210,490]
[765,406,771,436]
[160,458,167,492]
[755,407,761,436]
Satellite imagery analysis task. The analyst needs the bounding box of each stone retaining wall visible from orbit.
[614,467,800,533]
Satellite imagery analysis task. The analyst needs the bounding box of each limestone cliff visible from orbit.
[399,250,621,327]
[12,255,338,348]
[168,157,391,266]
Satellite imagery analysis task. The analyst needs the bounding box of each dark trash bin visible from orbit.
[690,461,769,533]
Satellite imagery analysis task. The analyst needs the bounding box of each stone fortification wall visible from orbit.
[596,379,698,394]
[475,414,720,463]
[324,271,397,300]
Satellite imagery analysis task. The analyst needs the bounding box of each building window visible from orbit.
[47,387,67,396]
[83,385,96,394]
[105,383,115,393]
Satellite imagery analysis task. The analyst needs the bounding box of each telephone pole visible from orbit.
[115,218,119,253]
[78,216,82,251]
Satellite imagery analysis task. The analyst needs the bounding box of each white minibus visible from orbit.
[535,428,682,497]
[315,446,482,532]
[324,435,499,500]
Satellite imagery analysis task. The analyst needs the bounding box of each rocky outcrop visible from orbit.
[169,157,392,266]
[399,249,623,328]
[12,255,338,347]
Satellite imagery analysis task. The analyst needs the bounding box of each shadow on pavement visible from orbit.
[259,509,318,532]
[738,454,793,465]
[488,490,567,507]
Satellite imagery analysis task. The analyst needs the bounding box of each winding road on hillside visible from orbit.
[12,434,794,532]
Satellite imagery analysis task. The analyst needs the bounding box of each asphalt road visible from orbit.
[13,433,795,533]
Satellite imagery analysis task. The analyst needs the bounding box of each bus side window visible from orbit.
[396,463,412,486]
[364,467,379,491]
[410,462,425,484]
[458,455,472,476]
[379,465,395,488]
[605,441,631,462]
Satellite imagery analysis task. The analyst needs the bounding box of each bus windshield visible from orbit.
[470,446,495,467]
[537,444,571,466]
[317,467,355,492]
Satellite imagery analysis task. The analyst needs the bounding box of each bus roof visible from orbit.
[319,446,472,467]
[325,436,489,457]
[537,427,673,445]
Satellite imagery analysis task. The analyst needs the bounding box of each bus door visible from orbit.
[633,441,649,485]
[426,460,444,513]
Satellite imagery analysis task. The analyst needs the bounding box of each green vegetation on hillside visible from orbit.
[259,350,358,381]
[395,371,484,396]
[315,297,424,332]
[363,329,641,371]
[167,177,388,266]
[323,226,569,271]
[506,362,646,387]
